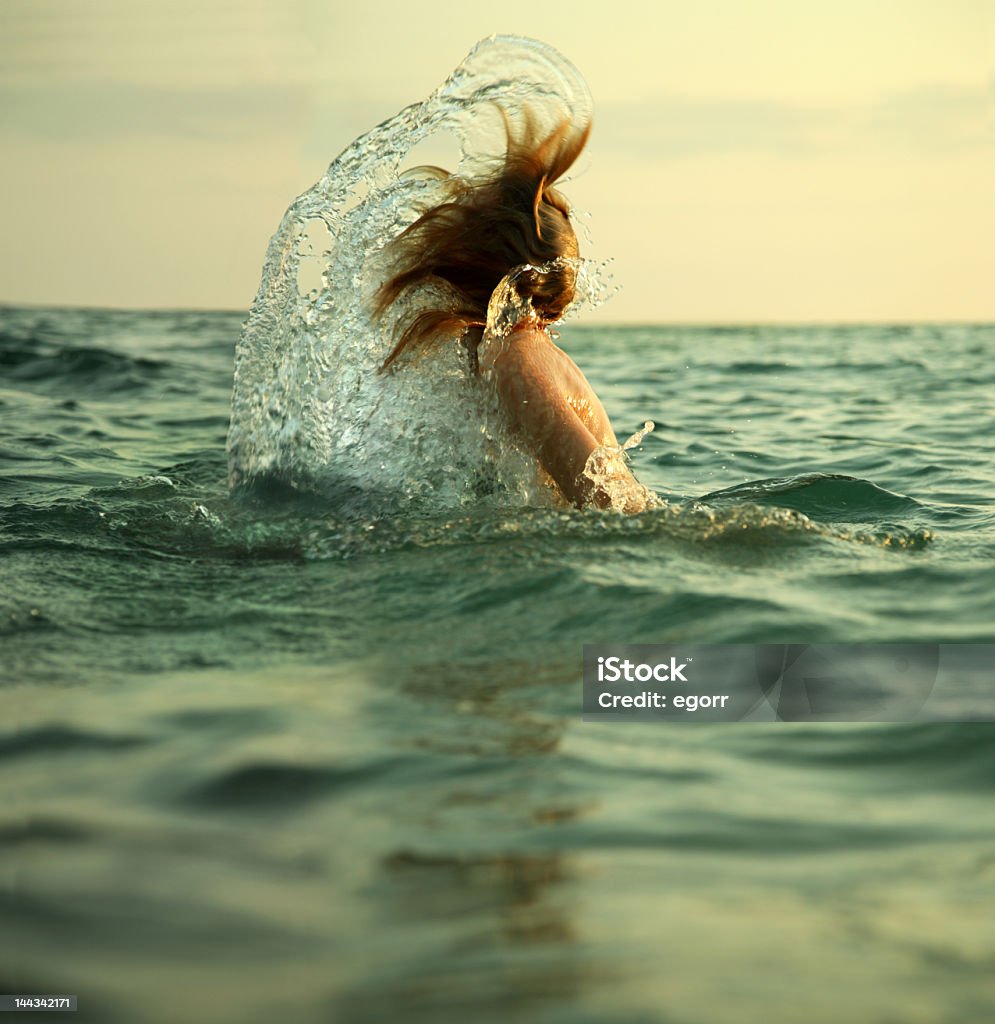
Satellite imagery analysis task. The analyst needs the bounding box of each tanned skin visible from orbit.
[481,325,648,512]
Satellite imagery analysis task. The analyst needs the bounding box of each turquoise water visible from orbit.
[3,306,994,1022]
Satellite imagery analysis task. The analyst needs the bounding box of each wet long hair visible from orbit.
[375,108,591,371]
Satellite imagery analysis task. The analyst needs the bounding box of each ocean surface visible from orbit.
[2,305,994,1023]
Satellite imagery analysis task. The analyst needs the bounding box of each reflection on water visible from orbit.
[5,651,995,1022]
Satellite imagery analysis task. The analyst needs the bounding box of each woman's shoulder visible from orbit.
[501,328,617,446]
[484,326,600,401]
[484,324,570,372]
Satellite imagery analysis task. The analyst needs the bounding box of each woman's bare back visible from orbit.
[481,326,649,511]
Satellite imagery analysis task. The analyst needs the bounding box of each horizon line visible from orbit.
[1,299,992,328]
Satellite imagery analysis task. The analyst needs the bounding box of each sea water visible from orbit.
[3,305,994,1023]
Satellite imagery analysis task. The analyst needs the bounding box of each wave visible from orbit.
[0,725,152,760]
[0,459,934,580]
[698,472,924,519]
[0,341,166,391]
[178,755,424,811]
[731,722,995,792]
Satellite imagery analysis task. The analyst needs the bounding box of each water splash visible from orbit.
[227,36,600,512]
[580,421,661,513]
[621,420,656,452]
[571,255,619,317]
[482,263,542,342]
[478,255,614,345]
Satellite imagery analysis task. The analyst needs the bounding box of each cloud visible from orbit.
[861,83,994,152]
[594,83,994,159]
[4,73,990,166]
[0,80,311,143]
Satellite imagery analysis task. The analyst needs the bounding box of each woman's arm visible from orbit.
[483,328,649,512]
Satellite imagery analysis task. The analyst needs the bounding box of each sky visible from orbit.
[0,0,992,322]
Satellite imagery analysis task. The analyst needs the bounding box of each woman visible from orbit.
[228,36,653,512]
[374,110,654,514]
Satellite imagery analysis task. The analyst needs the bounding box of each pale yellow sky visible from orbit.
[1,0,992,321]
